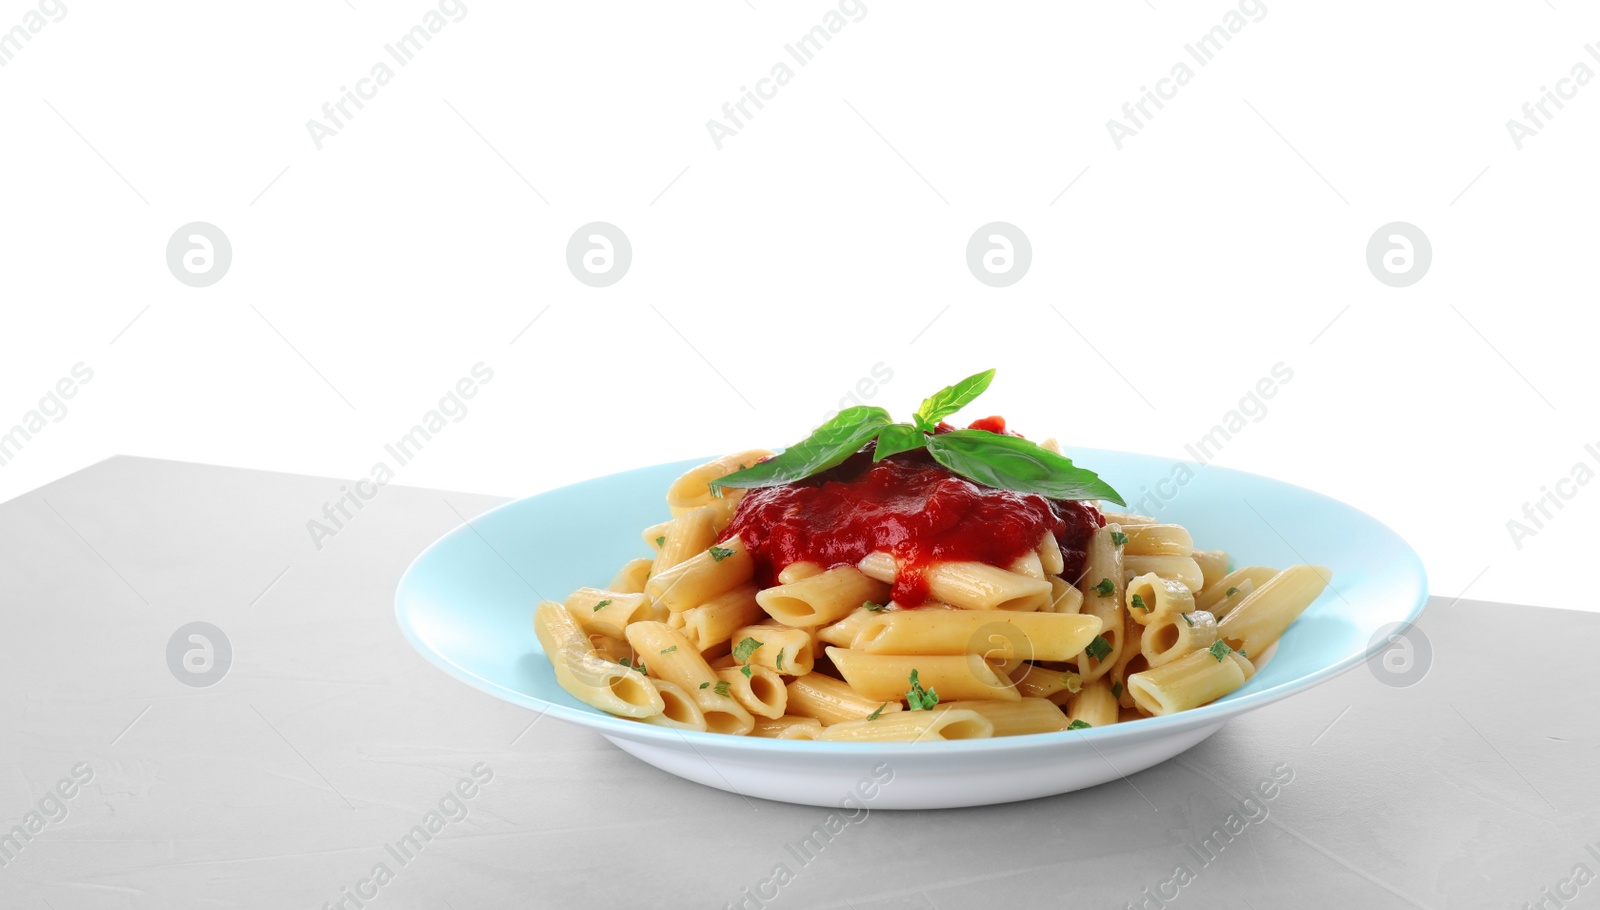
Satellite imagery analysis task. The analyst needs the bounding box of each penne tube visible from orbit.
[1195,566,1278,616]
[1008,550,1046,579]
[1216,565,1333,656]
[1125,572,1196,627]
[1123,555,1205,594]
[818,708,994,742]
[1011,662,1084,700]
[777,561,826,585]
[949,698,1073,736]
[817,605,885,648]
[534,602,664,719]
[1065,678,1119,728]
[1076,525,1126,683]
[634,679,707,731]
[1101,511,1157,526]
[750,716,825,740]
[1109,611,1148,708]
[1126,646,1250,716]
[587,633,633,664]
[785,674,903,725]
[826,648,1021,702]
[728,624,814,676]
[652,507,719,574]
[1141,609,1218,668]
[715,665,787,719]
[1120,524,1194,557]
[608,558,653,595]
[565,589,653,635]
[856,551,897,584]
[676,584,763,652]
[646,536,755,612]
[1036,530,1065,575]
[1045,577,1084,615]
[849,610,1104,663]
[665,449,773,516]
[925,561,1052,612]
[623,621,754,735]
[756,566,890,628]
[1190,549,1230,590]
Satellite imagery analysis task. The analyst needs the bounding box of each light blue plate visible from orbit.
[396,449,1428,809]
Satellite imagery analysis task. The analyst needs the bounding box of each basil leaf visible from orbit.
[712,406,892,491]
[872,423,927,461]
[912,368,995,432]
[925,429,1125,505]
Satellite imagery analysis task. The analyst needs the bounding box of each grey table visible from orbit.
[0,457,1592,910]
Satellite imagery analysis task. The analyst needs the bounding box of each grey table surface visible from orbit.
[0,456,1593,910]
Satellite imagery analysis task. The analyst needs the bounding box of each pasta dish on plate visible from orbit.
[534,370,1330,742]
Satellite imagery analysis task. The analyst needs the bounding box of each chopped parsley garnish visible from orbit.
[708,545,736,562]
[699,681,710,689]
[1237,649,1248,658]
[1084,635,1112,663]
[1111,682,1124,699]
[620,657,646,675]
[1226,586,1240,597]
[1208,640,1232,662]
[1068,719,1092,730]
[775,648,786,672]
[1180,612,1194,627]
[1095,578,1115,597]
[713,680,732,697]
[905,669,939,711]
[1110,530,1129,547]
[593,599,612,612]
[867,702,887,721]
[864,601,888,612]
[659,646,677,655]
[733,636,763,678]
[655,535,666,547]
[1131,593,1149,611]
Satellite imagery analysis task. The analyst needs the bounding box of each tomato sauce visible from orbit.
[719,424,1103,607]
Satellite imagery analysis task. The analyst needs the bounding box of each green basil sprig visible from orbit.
[709,370,1125,505]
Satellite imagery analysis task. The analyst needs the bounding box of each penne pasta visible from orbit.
[926,561,1053,612]
[1120,523,1194,557]
[534,602,664,719]
[1190,549,1230,590]
[826,648,1021,702]
[1216,565,1333,656]
[1127,647,1252,716]
[785,674,903,725]
[848,610,1104,663]
[750,715,825,740]
[623,621,754,735]
[715,665,788,719]
[1123,555,1205,594]
[756,566,890,628]
[1076,525,1126,683]
[1124,572,1196,627]
[646,536,755,612]
[1141,609,1218,668]
[818,708,994,742]
[1065,678,1119,728]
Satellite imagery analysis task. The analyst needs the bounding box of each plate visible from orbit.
[395,448,1427,809]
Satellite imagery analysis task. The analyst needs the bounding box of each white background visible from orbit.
[1,0,1595,610]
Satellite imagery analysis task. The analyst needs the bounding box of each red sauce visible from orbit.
[719,423,1104,607]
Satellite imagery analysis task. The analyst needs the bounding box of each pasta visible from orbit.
[534,398,1334,740]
